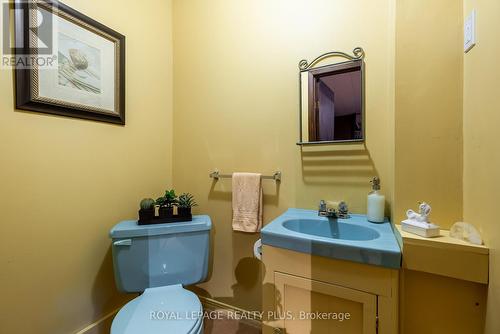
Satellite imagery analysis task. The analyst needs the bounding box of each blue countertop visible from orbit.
[261,208,401,269]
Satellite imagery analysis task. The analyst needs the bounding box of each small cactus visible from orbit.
[140,198,155,210]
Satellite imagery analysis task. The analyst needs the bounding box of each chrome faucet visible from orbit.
[318,200,350,219]
[318,200,338,218]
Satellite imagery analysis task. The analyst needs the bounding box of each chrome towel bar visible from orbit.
[209,170,282,182]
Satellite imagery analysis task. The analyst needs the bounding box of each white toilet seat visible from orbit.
[111,284,203,334]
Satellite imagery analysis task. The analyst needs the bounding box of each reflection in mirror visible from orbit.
[298,50,364,145]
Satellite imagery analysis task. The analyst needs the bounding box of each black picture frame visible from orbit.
[14,0,126,124]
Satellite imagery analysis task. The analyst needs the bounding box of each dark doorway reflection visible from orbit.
[308,61,363,142]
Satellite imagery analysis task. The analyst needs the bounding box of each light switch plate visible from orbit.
[464,10,476,52]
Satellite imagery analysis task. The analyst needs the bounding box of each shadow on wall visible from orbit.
[193,174,281,319]
[88,246,136,333]
[190,256,266,334]
[194,247,265,311]
[208,178,281,207]
[299,144,388,213]
[300,144,378,185]
[230,256,264,310]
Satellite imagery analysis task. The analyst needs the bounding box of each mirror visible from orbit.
[298,48,365,145]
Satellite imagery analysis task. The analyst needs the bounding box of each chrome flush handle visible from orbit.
[113,239,132,246]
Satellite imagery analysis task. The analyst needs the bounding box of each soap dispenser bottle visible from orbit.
[367,177,385,223]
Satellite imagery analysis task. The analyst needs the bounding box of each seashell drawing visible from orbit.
[58,33,101,94]
[69,48,89,71]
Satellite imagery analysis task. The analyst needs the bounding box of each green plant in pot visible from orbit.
[156,189,177,218]
[138,198,155,222]
[177,193,197,217]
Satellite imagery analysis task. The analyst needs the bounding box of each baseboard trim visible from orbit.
[74,296,262,333]
[197,295,262,329]
[74,307,121,334]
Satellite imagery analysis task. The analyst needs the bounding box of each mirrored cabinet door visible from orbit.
[298,49,365,145]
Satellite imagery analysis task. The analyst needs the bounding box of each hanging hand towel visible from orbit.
[232,172,262,233]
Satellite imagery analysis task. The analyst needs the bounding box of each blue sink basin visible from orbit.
[261,208,401,268]
[283,218,380,241]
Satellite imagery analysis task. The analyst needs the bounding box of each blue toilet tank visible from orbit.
[109,216,211,293]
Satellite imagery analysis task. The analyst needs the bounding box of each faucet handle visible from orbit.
[338,201,350,219]
[319,200,326,211]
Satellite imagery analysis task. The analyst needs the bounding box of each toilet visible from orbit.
[109,216,212,334]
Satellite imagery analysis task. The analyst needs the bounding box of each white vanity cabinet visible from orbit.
[262,245,399,334]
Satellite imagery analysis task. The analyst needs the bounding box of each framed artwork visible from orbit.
[14,0,125,124]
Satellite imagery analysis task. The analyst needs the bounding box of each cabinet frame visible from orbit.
[274,272,377,334]
[262,245,399,334]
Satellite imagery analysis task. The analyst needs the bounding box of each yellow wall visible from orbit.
[172,0,395,311]
[1,1,496,333]
[394,0,463,227]
[394,2,489,333]
[463,1,500,333]
[0,0,173,333]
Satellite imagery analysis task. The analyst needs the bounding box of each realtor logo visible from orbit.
[2,0,56,69]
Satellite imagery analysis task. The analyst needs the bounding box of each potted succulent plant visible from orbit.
[138,198,155,222]
[177,193,197,217]
[156,189,178,218]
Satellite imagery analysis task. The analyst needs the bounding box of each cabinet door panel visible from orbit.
[274,272,377,334]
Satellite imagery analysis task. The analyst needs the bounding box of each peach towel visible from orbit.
[232,172,262,233]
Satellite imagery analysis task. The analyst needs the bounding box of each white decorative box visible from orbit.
[401,219,440,238]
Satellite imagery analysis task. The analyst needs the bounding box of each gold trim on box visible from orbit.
[29,0,121,115]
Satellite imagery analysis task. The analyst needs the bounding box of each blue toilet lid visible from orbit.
[111,284,203,334]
